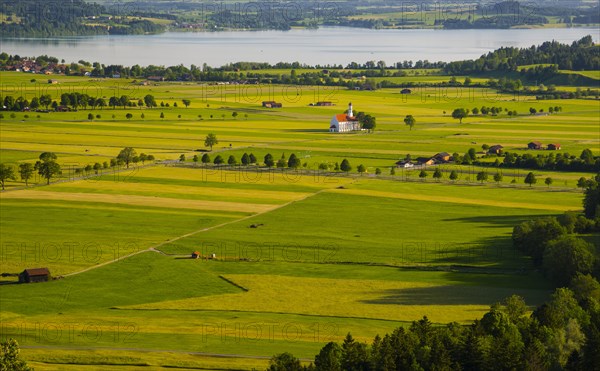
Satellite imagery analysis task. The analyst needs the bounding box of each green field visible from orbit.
[0,70,598,369]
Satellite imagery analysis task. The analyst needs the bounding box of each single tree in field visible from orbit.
[494,171,503,185]
[476,171,488,184]
[87,113,94,121]
[433,168,442,181]
[18,163,34,186]
[179,154,186,162]
[264,153,274,167]
[232,112,238,119]
[449,170,458,182]
[141,113,145,119]
[0,163,16,190]
[182,99,191,108]
[0,338,31,370]
[244,113,248,120]
[404,115,416,130]
[93,162,102,174]
[390,167,395,175]
[201,153,211,164]
[204,133,218,151]
[193,155,199,164]
[452,108,468,124]
[126,113,133,120]
[287,153,301,169]
[545,177,553,188]
[213,155,224,165]
[419,169,428,180]
[144,94,156,108]
[227,155,237,165]
[375,167,382,175]
[241,153,250,166]
[160,112,165,119]
[249,153,257,164]
[525,172,537,187]
[221,113,225,120]
[472,107,479,115]
[276,155,287,168]
[340,159,352,172]
[35,152,61,185]
[357,164,366,174]
[117,147,137,168]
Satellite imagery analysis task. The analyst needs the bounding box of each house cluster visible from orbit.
[329,102,360,133]
[396,152,453,168]
[3,60,67,75]
[262,101,282,108]
[528,141,561,150]
[310,101,335,106]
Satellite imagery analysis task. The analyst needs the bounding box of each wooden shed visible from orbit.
[19,268,50,283]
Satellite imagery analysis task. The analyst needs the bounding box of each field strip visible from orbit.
[328,188,577,211]
[0,190,277,213]
[61,184,347,277]
[20,345,304,361]
[49,181,311,202]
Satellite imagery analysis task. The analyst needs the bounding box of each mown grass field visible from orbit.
[0,70,597,369]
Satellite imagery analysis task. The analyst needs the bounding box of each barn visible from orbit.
[19,268,50,283]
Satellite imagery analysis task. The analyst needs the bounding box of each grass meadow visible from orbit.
[0,70,597,369]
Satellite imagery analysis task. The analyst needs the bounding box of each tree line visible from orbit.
[0,148,155,189]
[444,36,599,75]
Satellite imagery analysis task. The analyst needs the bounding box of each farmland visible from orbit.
[0,69,598,369]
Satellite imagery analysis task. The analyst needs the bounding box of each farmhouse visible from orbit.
[416,157,436,166]
[434,152,451,162]
[395,160,414,168]
[191,251,200,259]
[547,143,561,150]
[329,102,360,133]
[488,145,504,155]
[19,268,50,283]
[315,101,334,106]
[262,101,282,108]
[528,141,543,150]
[400,88,412,94]
[48,79,58,84]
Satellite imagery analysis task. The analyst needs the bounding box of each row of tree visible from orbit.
[483,149,600,173]
[0,148,156,189]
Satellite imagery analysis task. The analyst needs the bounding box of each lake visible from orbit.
[1,27,597,67]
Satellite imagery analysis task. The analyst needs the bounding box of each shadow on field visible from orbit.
[283,128,328,133]
[441,214,553,229]
[360,285,549,306]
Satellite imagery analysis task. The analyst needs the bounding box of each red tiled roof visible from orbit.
[335,114,358,122]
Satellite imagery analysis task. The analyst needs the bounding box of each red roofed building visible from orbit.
[329,102,360,133]
[19,268,50,283]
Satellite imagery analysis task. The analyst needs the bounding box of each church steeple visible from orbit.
[348,102,353,117]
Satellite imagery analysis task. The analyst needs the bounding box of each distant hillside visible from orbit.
[0,0,164,37]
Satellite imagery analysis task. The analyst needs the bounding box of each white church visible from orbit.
[329,102,360,133]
